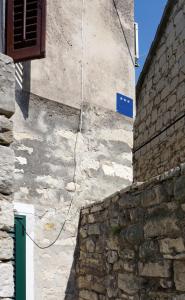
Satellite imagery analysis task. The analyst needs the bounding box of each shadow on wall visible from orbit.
[64,222,80,300]
[15,61,31,119]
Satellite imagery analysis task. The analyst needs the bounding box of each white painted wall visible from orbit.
[28,0,135,112]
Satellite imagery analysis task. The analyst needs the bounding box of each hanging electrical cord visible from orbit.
[16,112,82,249]
[15,0,85,249]
[112,0,135,67]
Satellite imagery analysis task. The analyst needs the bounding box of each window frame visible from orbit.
[15,215,26,300]
[14,203,35,300]
[6,0,46,62]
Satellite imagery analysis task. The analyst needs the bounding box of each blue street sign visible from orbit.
[116,93,133,118]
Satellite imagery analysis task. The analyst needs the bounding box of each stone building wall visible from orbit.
[77,164,185,300]
[0,54,15,299]
[12,92,133,299]
[133,0,185,182]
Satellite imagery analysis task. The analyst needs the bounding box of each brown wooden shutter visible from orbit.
[6,0,46,62]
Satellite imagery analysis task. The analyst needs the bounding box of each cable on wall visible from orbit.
[15,0,85,249]
[112,0,135,67]
[133,111,185,153]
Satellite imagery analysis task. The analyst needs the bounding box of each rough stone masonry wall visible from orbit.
[77,164,185,300]
[134,0,185,182]
[0,54,15,299]
[12,92,133,300]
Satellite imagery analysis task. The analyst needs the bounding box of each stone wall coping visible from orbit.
[81,163,185,213]
[136,0,177,100]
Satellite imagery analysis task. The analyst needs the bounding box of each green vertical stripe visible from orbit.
[15,215,26,300]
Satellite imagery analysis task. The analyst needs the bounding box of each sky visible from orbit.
[135,0,168,81]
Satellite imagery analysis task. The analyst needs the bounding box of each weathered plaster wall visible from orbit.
[28,0,135,111]
[134,0,185,181]
[12,92,133,299]
[77,164,185,300]
[0,54,15,299]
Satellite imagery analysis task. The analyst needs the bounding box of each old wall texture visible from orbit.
[13,92,133,299]
[77,164,185,300]
[0,54,15,299]
[27,0,135,111]
[133,0,185,181]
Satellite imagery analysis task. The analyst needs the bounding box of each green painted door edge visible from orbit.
[15,215,26,300]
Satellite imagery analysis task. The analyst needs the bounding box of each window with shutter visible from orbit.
[6,0,46,62]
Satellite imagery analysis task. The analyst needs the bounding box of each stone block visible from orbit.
[80,227,88,239]
[86,238,95,253]
[90,205,104,213]
[113,259,124,271]
[88,224,100,235]
[138,261,171,278]
[172,295,185,300]
[141,292,179,300]
[119,249,135,260]
[0,116,13,145]
[174,261,185,291]
[88,214,96,224]
[0,146,14,194]
[141,185,168,207]
[139,240,160,259]
[118,273,140,295]
[144,217,180,238]
[0,263,14,298]
[107,250,118,264]
[159,279,173,289]
[159,238,185,255]
[107,287,118,298]
[119,194,141,209]
[123,261,136,273]
[0,54,15,118]
[106,236,119,251]
[0,198,14,230]
[78,276,105,294]
[174,176,185,202]
[121,224,144,245]
[79,290,98,300]
[0,232,13,260]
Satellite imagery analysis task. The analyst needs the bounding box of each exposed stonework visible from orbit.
[13,91,133,299]
[76,164,185,299]
[0,264,14,298]
[134,0,185,181]
[0,54,15,117]
[0,54,15,299]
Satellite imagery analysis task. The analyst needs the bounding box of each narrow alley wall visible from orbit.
[0,54,15,299]
[77,164,185,300]
[134,0,185,182]
[12,92,133,299]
